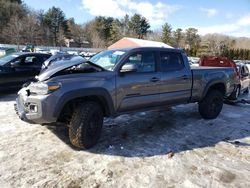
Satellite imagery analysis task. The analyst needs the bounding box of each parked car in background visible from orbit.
[188,57,200,67]
[199,56,237,70]
[0,52,51,91]
[35,48,51,54]
[234,62,250,97]
[21,43,35,52]
[79,51,97,59]
[245,60,250,71]
[0,47,16,57]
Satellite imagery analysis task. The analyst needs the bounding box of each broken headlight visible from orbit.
[28,82,61,95]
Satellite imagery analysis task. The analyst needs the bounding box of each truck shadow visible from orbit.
[47,99,250,157]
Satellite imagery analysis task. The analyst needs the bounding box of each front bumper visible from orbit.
[15,88,57,124]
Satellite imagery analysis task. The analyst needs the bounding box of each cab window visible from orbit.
[124,52,156,73]
[160,52,184,72]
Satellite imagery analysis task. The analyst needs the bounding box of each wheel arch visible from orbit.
[54,88,115,121]
[202,81,226,99]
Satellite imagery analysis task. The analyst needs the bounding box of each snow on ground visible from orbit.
[0,92,250,187]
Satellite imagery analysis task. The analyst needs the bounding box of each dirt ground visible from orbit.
[0,92,250,188]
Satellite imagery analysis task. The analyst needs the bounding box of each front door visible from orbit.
[116,51,161,112]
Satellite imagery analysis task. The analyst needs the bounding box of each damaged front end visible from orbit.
[14,86,57,124]
[14,55,107,124]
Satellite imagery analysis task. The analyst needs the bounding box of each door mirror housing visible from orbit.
[10,62,17,68]
[120,63,137,73]
[10,61,20,68]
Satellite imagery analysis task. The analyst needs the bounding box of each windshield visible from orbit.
[0,54,18,66]
[89,50,126,70]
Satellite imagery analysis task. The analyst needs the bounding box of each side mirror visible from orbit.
[10,62,17,68]
[10,61,20,68]
[120,63,137,73]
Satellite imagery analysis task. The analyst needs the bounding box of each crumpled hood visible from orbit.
[37,56,86,81]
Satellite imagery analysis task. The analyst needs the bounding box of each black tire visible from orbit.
[198,90,223,119]
[69,102,103,149]
[228,85,240,100]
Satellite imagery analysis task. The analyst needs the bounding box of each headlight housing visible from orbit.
[28,82,61,95]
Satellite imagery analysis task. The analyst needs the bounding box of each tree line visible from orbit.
[0,0,250,60]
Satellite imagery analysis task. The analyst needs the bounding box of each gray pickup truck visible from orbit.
[15,47,237,149]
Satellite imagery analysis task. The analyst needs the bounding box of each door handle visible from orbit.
[150,77,160,82]
[181,75,189,80]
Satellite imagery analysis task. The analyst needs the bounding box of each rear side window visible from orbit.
[23,55,45,66]
[24,56,37,64]
[124,52,156,73]
[160,52,184,72]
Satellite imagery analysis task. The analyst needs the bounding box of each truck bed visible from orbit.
[190,66,236,101]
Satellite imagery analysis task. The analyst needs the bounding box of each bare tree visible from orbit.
[2,15,24,50]
[67,19,86,47]
[22,11,40,44]
[146,30,162,42]
[83,21,106,48]
[173,28,184,48]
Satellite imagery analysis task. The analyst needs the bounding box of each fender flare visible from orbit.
[202,80,226,99]
[53,88,115,118]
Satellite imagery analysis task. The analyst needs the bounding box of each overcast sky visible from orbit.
[24,0,250,38]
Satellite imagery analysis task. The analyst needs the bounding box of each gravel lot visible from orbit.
[0,92,250,188]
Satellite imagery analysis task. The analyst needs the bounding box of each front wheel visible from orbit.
[69,102,103,149]
[198,90,223,119]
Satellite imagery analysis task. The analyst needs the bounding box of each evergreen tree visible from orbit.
[110,20,122,43]
[185,28,201,49]
[173,28,183,48]
[161,23,173,45]
[121,14,130,36]
[43,7,67,46]
[129,14,150,39]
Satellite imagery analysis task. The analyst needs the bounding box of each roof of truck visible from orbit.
[107,46,182,53]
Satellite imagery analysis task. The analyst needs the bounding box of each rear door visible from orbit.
[159,51,192,104]
[116,51,161,112]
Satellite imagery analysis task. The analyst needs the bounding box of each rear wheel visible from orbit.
[199,90,223,119]
[69,102,103,149]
